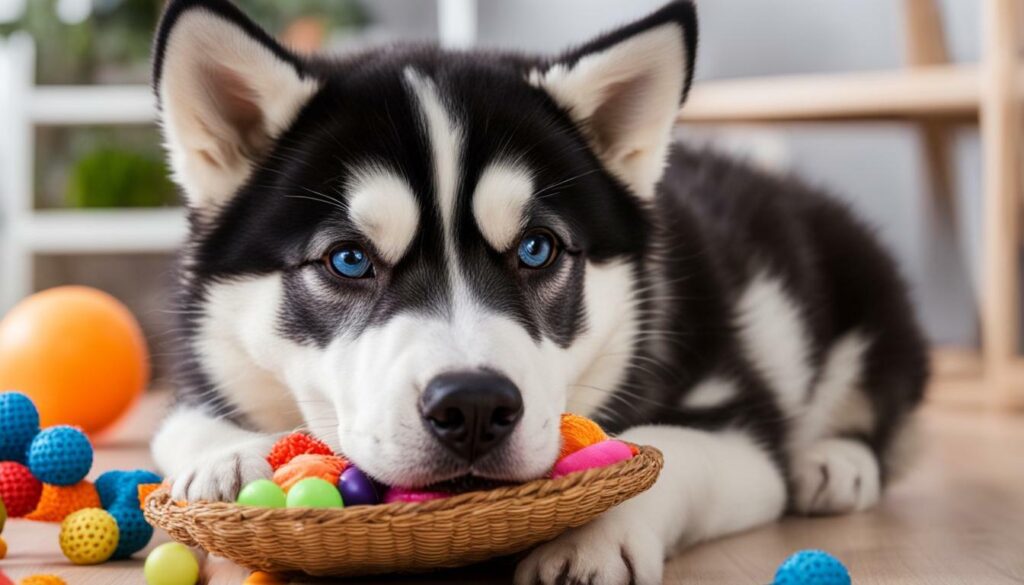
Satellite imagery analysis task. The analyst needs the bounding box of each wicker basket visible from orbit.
[143,445,663,577]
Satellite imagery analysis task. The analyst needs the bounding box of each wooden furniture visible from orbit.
[679,0,1024,409]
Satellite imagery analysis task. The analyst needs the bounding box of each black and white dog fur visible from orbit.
[151,1,928,582]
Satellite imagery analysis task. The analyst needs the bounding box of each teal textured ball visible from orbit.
[108,504,154,559]
[774,550,851,585]
[0,391,40,462]
[27,425,93,486]
[97,469,162,509]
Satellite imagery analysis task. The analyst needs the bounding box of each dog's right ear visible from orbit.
[153,0,320,212]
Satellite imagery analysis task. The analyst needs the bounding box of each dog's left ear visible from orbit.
[530,1,697,199]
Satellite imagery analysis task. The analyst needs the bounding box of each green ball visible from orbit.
[236,479,286,508]
[144,542,199,585]
[0,497,7,532]
[286,477,344,509]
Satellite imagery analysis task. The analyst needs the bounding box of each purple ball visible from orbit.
[338,466,379,506]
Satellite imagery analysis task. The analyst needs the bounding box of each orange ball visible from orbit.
[0,287,149,434]
[25,481,100,523]
[558,413,608,460]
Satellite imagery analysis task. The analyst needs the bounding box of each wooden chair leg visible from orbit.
[979,0,1023,406]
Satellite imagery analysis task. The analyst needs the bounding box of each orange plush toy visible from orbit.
[26,481,100,522]
[272,455,348,492]
[266,433,333,471]
[558,413,609,460]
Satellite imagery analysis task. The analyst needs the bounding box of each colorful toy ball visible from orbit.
[338,466,379,506]
[266,432,333,471]
[558,413,608,460]
[25,481,100,522]
[144,542,200,585]
[26,426,93,486]
[107,504,154,559]
[237,479,286,508]
[96,469,162,509]
[59,508,119,565]
[774,550,851,585]
[551,439,634,479]
[0,392,40,462]
[285,478,343,509]
[383,487,449,504]
[0,536,6,559]
[0,286,149,434]
[0,461,43,517]
[18,576,66,585]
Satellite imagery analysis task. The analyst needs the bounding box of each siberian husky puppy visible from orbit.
[151,1,927,582]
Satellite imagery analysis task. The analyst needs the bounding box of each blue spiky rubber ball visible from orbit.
[108,504,154,559]
[774,550,851,585]
[96,469,162,509]
[0,391,40,462]
[27,425,93,486]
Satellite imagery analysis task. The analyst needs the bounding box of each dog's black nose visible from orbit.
[420,371,524,463]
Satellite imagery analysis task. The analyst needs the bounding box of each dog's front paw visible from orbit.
[515,515,664,585]
[792,437,880,515]
[170,439,274,502]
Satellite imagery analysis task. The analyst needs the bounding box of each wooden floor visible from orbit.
[3,393,1024,584]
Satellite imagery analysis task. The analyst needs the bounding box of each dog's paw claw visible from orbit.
[170,441,273,502]
[515,517,663,585]
[792,438,880,515]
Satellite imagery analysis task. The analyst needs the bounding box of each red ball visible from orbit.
[266,433,333,471]
[0,461,43,517]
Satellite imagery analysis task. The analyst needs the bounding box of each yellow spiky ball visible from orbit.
[59,508,119,565]
[19,576,68,585]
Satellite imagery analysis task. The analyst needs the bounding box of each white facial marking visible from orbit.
[681,376,739,409]
[330,311,565,487]
[472,162,534,251]
[345,167,420,263]
[566,260,639,418]
[735,273,812,415]
[404,68,462,237]
[159,11,319,210]
[196,275,316,433]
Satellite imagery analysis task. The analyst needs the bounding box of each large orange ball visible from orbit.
[0,286,149,434]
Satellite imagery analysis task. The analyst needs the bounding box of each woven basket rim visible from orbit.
[146,445,663,523]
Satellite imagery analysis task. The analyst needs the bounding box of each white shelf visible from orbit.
[29,85,155,125]
[13,208,187,254]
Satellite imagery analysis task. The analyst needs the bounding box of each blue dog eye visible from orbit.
[518,232,556,268]
[328,245,373,278]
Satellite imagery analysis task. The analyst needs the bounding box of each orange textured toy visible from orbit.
[19,576,67,585]
[243,571,289,584]
[0,287,149,434]
[266,433,333,471]
[137,483,161,510]
[558,413,608,460]
[272,454,348,492]
[26,481,100,522]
